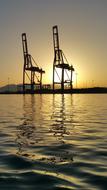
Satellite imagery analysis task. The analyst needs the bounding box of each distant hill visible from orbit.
[0,85,107,94]
[0,84,18,93]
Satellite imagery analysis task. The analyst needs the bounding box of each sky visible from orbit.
[0,0,107,88]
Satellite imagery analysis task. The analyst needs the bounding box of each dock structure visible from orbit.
[52,26,74,92]
[22,33,45,93]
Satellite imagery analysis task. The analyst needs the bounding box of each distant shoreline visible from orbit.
[0,87,107,94]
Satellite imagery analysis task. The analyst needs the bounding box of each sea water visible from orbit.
[0,94,107,190]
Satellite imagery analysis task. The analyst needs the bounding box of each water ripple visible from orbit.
[0,94,107,189]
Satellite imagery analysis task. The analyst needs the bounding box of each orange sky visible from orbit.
[0,0,107,88]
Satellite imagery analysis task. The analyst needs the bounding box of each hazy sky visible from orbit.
[0,0,107,87]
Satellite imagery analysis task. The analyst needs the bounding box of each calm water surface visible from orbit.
[0,94,107,190]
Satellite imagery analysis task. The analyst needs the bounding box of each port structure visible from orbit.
[22,33,45,93]
[52,26,74,91]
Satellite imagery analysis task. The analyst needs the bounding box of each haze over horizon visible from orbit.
[0,0,107,88]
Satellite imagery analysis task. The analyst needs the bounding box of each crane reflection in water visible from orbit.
[16,95,44,158]
[16,94,75,164]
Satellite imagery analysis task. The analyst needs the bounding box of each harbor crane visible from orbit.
[22,33,45,93]
[52,26,74,91]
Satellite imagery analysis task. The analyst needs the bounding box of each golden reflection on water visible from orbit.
[16,95,43,156]
[33,169,83,188]
[16,94,74,164]
[50,94,73,143]
[1,94,107,189]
